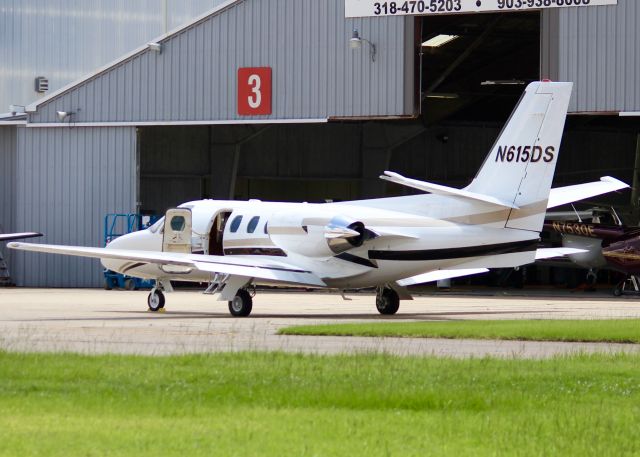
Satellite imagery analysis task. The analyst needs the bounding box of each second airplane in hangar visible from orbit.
[10,81,629,316]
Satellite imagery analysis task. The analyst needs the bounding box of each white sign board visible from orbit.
[345,0,617,18]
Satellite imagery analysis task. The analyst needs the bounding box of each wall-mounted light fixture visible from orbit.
[56,111,74,123]
[350,29,376,62]
[9,105,25,116]
[148,42,162,53]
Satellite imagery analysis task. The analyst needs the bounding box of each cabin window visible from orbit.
[230,215,243,233]
[170,216,185,232]
[247,216,260,234]
[264,221,269,234]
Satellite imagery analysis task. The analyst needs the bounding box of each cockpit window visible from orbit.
[230,215,243,233]
[148,217,165,233]
[247,216,260,234]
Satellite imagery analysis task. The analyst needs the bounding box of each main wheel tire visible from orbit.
[228,289,253,317]
[613,283,624,297]
[376,288,400,315]
[147,290,165,312]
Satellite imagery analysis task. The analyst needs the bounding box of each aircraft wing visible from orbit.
[397,268,489,287]
[548,177,629,209]
[0,232,43,242]
[534,247,587,260]
[397,248,587,286]
[8,242,326,287]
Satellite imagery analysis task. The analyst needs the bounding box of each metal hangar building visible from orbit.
[1,0,638,286]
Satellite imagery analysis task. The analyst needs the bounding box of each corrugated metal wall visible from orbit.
[29,0,414,123]
[0,0,226,112]
[540,10,559,81]
[556,0,640,112]
[0,126,17,284]
[11,127,137,287]
[0,127,17,235]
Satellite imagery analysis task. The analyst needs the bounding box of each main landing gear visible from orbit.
[228,289,253,317]
[376,287,400,315]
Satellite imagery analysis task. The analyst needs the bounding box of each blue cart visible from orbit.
[103,213,159,290]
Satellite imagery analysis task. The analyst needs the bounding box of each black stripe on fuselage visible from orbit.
[122,262,147,273]
[368,240,538,261]
[335,252,378,269]
[223,248,287,257]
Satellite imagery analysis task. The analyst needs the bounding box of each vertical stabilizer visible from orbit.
[465,81,572,232]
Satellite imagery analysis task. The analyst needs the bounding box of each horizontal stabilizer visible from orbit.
[380,171,519,209]
[534,247,587,260]
[397,268,489,286]
[548,177,629,209]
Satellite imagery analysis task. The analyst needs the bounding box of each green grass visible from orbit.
[279,319,640,343]
[1,352,640,456]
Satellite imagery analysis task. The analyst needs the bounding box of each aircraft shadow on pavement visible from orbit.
[21,309,562,322]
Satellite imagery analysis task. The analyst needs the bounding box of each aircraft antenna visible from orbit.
[571,204,582,223]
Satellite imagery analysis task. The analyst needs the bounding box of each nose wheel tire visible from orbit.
[228,289,253,317]
[147,289,165,312]
[376,288,400,315]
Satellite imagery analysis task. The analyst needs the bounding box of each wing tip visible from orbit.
[600,176,630,188]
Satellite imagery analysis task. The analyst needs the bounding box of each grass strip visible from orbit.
[279,319,640,343]
[1,351,640,456]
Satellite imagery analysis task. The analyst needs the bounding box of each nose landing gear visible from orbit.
[147,288,165,312]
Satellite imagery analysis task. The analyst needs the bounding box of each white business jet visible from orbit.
[9,82,628,316]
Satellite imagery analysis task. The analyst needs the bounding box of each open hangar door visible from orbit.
[418,11,541,125]
[139,123,369,215]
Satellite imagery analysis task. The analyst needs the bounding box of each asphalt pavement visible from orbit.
[1,287,639,358]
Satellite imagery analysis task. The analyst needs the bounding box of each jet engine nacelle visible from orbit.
[268,212,368,258]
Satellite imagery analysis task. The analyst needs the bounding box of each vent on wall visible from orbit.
[35,76,49,93]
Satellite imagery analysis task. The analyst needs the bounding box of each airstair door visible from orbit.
[163,208,193,254]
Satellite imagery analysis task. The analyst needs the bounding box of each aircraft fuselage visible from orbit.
[104,199,539,289]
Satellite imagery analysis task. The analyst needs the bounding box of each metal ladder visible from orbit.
[0,251,12,286]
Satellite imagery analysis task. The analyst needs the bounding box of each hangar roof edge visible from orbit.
[25,0,244,114]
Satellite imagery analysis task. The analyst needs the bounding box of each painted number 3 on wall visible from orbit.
[247,74,262,108]
[238,67,272,115]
